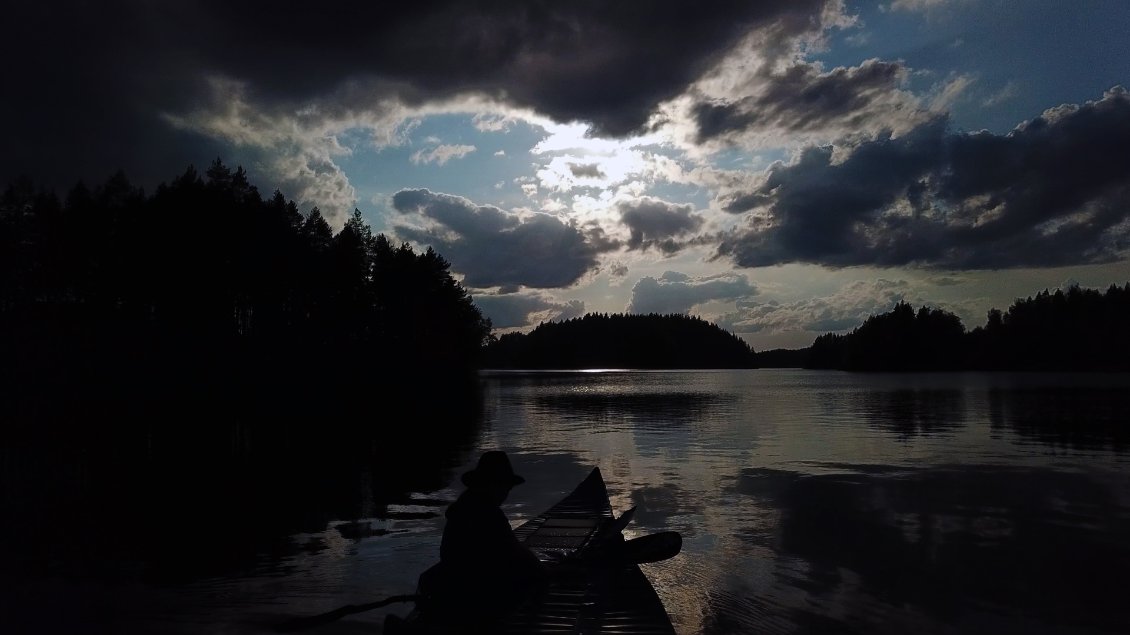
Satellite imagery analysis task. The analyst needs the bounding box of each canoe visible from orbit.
[505,466,676,634]
[399,467,677,634]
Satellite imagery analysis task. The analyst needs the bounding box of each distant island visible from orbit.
[483,313,757,369]
[483,285,1130,372]
[756,284,1130,372]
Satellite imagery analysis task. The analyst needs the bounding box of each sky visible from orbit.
[6,0,1130,349]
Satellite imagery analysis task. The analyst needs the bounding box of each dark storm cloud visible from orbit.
[717,88,1130,269]
[2,3,229,189]
[392,189,618,289]
[473,293,584,328]
[693,59,912,143]
[2,0,839,187]
[627,271,757,314]
[618,197,705,252]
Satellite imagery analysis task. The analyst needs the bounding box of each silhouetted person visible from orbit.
[411,451,547,631]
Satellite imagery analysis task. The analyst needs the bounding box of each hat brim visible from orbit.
[461,470,525,488]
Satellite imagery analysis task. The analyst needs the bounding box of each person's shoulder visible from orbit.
[446,491,493,519]
[445,493,469,519]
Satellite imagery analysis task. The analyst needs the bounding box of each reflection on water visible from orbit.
[534,391,734,425]
[477,370,1130,635]
[490,370,739,426]
[0,379,484,634]
[728,464,1129,633]
[851,389,967,437]
[990,385,1130,448]
[7,370,1130,634]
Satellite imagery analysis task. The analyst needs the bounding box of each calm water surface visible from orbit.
[100,371,1130,633]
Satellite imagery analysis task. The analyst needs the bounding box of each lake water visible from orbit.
[27,370,1130,634]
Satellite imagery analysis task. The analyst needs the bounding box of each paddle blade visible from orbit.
[622,531,682,564]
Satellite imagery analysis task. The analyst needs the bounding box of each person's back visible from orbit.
[423,452,547,629]
[441,488,520,572]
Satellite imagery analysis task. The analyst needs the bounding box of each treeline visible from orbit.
[1,160,491,421]
[807,303,965,371]
[766,284,1130,371]
[483,312,757,369]
[0,162,490,575]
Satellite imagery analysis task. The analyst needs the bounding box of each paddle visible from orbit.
[274,595,420,633]
[575,530,682,566]
[273,531,682,632]
[618,530,682,564]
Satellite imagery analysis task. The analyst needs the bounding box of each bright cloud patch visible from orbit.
[536,152,649,193]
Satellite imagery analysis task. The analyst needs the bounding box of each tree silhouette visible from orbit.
[967,283,1130,371]
[483,312,757,369]
[778,285,1130,371]
[0,162,493,577]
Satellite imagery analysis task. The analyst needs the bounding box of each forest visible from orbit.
[1,161,491,422]
[0,162,491,576]
[483,312,758,369]
[764,284,1130,371]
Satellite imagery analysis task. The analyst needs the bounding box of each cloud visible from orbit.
[617,197,705,253]
[568,163,607,179]
[472,113,516,132]
[927,73,975,112]
[0,4,228,190]
[691,59,921,145]
[392,188,619,289]
[270,153,358,226]
[163,77,362,225]
[2,0,857,193]
[535,147,652,193]
[982,81,1019,108]
[927,275,966,286]
[716,279,917,334]
[627,271,757,314]
[474,293,585,328]
[410,143,477,165]
[716,87,1130,269]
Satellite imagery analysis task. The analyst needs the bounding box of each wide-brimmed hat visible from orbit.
[461,451,525,488]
